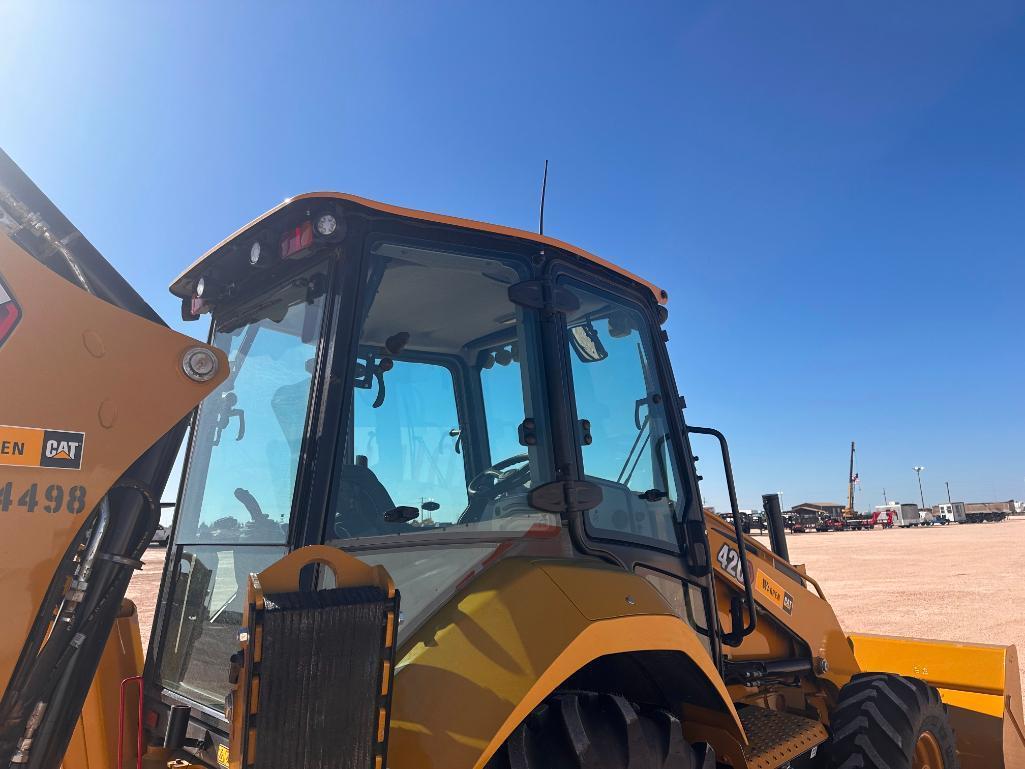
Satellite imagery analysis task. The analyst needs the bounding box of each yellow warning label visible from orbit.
[217,744,230,767]
[756,569,794,615]
[0,425,85,470]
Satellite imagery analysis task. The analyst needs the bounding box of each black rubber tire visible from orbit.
[828,673,960,768]
[486,691,710,769]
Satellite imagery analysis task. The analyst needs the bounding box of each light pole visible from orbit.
[913,466,926,509]
[946,481,952,504]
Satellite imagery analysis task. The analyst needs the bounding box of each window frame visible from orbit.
[544,255,721,663]
[555,274,689,555]
[311,227,554,552]
[146,253,340,737]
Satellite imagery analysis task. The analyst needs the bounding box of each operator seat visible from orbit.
[332,459,397,538]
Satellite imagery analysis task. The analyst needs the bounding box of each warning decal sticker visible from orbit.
[755,569,794,615]
[0,425,85,470]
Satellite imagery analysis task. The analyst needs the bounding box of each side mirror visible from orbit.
[568,320,608,363]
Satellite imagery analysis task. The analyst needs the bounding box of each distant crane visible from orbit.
[844,441,857,518]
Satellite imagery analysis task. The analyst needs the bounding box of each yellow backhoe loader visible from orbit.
[0,147,1022,769]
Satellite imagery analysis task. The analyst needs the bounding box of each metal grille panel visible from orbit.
[252,585,395,769]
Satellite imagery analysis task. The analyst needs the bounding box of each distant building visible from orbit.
[792,502,845,519]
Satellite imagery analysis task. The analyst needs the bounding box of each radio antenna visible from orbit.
[538,159,549,235]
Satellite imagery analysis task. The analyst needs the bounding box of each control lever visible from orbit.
[212,392,245,445]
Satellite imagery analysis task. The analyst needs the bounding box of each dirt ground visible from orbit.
[753,518,1025,694]
[128,518,1025,693]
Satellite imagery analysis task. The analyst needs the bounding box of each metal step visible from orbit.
[737,706,828,768]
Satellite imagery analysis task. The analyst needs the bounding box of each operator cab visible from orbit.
[149,194,717,758]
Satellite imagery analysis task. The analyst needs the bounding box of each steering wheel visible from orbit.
[467,454,530,495]
[459,454,531,524]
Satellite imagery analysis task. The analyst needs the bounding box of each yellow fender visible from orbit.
[388,557,744,769]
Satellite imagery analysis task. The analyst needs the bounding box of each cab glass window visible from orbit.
[563,284,684,551]
[176,266,326,544]
[325,240,556,542]
[158,545,285,708]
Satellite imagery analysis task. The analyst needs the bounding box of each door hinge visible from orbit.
[508,280,580,312]
[528,480,603,514]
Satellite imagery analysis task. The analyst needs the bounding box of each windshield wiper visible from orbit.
[617,393,653,485]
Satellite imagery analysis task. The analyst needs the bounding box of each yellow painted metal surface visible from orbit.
[0,232,226,698]
[62,601,145,769]
[706,515,861,692]
[849,633,1025,769]
[537,560,677,620]
[258,544,395,596]
[388,557,744,769]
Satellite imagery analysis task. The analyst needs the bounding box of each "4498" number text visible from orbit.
[0,482,87,515]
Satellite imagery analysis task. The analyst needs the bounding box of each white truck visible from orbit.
[934,502,966,524]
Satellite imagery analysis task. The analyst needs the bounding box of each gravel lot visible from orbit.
[128,517,1025,693]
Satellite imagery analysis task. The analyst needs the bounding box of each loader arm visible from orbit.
[0,149,225,768]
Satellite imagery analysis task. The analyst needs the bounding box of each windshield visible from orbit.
[176,266,326,543]
[325,241,558,545]
[158,264,326,708]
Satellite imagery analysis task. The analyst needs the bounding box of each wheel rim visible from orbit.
[913,730,944,769]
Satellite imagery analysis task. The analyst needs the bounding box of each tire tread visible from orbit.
[487,692,702,769]
[829,674,960,769]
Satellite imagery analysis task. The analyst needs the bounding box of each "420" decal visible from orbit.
[716,543,748,585]
[0,482,88,515]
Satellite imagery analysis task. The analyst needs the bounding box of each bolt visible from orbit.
[182,347,219,382]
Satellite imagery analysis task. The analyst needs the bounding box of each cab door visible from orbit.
[554,273,718,660]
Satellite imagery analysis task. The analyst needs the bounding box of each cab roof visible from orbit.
[170,191,667,304]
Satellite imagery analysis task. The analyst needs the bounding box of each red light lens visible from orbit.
[280,221,314,259]
[0,277,20,348]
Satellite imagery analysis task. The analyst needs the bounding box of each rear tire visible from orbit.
[829,673,959,768]
[486,691,711,769]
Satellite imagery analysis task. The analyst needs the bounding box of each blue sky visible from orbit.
[3,2,1023,512]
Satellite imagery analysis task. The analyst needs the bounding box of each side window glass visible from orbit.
[479,345,529,466]
[564,285,683,551]
[158,545,285,708]
[326,241,554,543]
[177,270,326,545]
[352,360,466,523]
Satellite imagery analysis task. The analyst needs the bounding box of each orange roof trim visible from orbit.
[171,192,667,304]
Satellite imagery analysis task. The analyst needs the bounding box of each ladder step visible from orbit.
[738,706,828,768]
